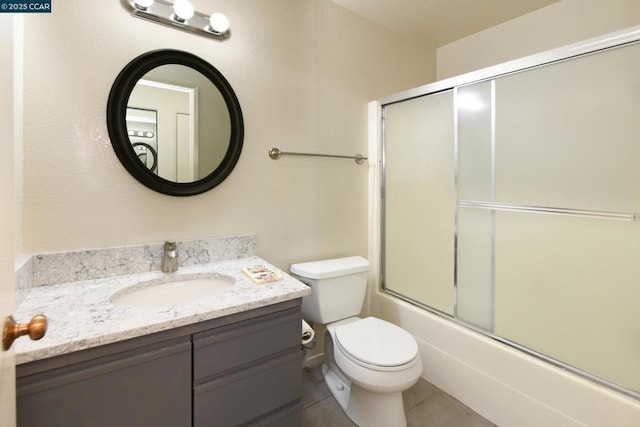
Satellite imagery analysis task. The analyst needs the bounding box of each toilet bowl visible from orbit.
[323,317,422,427]
[290,256,423,427]
[332,317,422,391]
[291,256,422,427]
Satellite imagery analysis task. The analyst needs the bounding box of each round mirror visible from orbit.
[107,50,243,196]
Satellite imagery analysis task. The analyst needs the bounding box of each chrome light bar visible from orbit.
[124,0,231,41]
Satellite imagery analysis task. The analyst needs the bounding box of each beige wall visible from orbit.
[20,0,435,271]
[437,0,640,79]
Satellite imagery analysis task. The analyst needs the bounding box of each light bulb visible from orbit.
[173,0,194,22]
[133,0,154,10]
[209,13,229,34]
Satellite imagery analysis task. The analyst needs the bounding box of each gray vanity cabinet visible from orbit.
[16,300,303,427]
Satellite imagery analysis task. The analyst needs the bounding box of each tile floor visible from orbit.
[302,362,496,427]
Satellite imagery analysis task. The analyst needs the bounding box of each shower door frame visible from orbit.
[378,25,640,400]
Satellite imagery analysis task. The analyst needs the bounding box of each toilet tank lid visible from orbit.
[290,256,370,279]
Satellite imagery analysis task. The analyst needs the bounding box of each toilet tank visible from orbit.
[290,256,370,324]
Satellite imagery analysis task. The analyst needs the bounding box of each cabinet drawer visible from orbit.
[17,337,192,427]
[194,351,302,426]
[193,306,300,382]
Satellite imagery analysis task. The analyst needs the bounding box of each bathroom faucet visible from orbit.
[161,241,178,273]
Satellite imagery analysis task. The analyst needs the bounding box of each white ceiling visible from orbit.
[329,0,560,47]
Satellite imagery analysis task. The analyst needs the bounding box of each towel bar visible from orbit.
[268,147,367,165]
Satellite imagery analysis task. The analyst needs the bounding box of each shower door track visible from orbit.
[383,287,640,400]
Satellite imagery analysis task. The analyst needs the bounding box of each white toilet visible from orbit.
[290,256,422,427]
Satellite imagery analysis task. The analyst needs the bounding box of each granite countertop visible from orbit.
[14,256,310,365]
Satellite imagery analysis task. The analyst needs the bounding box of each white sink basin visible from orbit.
[110,274,235,308]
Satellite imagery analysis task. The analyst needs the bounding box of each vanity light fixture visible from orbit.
[209,13,230,34]
[172,0,194,22]
[128,130,155,138]
[125,0,231,41]
[133,0,154,10]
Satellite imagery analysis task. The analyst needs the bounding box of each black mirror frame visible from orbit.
[107,49,244,196]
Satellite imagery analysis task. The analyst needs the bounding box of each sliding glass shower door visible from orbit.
[382,39,640,396]
[383,91,455,316]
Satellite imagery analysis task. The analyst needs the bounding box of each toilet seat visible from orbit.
[334,317,418,370]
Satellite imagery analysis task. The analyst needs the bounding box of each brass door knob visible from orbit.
[2,314,47,351]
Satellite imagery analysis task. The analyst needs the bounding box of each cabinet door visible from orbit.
[17,337,191,427]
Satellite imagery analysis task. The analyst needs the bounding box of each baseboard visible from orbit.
[303,351,324,368]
